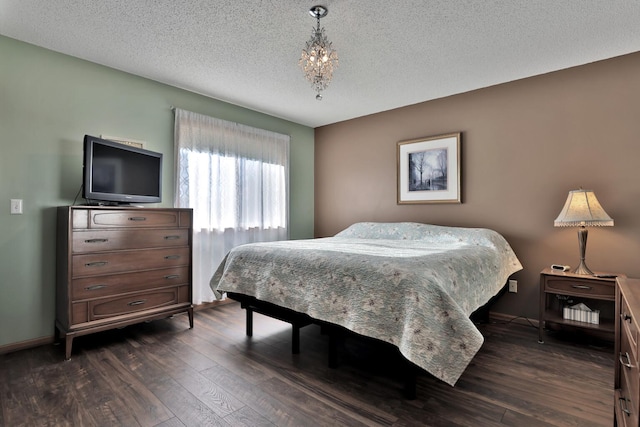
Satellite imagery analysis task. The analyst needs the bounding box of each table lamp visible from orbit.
[554,189,613,275]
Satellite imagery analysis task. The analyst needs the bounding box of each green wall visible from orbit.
[0,35,315,348]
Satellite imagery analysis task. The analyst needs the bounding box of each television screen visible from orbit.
[83,135,162,205]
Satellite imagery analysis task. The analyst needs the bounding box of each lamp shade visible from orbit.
[554,189,614,227]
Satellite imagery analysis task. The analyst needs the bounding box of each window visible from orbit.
[174,108,289,303]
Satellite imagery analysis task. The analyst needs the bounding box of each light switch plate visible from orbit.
[10,199,23,214]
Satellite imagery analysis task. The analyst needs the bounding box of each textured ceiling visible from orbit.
[2,1,640,128]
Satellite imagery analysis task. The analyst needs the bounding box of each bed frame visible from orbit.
[227,283,506,399]
[229,292,313,354]
[228,292,445,399]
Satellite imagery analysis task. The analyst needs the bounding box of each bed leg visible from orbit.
[403,374,417,400]
[328,331,339,368]
[402,365,418,400]
[292,324,300,354]
[245,307,253,337]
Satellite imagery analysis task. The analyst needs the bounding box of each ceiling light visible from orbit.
[299,5,339,101]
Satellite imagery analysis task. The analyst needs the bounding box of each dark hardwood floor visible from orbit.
[1,303,614,426]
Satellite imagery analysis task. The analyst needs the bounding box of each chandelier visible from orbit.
[299,5,339,100]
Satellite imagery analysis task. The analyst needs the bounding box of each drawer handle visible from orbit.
[164,274,180,280]
[84,284,107,291]
[622,313,632,323]
[128,300,147,306]
[164,255,181,260]
[85,238,108,243]
[85,261,108,267]
[128,217,147,222]
[619,396,632,416]
[571,284,592,290]
[619,352,634,369]
[164,235,181,240]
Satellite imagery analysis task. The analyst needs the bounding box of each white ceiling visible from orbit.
[2,1,640,128]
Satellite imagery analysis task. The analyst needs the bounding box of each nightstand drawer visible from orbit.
[545,277,614,299]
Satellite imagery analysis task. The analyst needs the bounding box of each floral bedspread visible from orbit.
[210,222,522,386]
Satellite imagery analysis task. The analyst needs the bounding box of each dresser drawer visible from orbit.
[73,209,180,229]
[622,296,639,359]
[544,277,614,299]
[620,324,639,411]
[72,228,189,253]
[71,266,190,300]
[90,289,179,319]
[71,289,180,324]
[72,247,190,277]
[617,388,638,427]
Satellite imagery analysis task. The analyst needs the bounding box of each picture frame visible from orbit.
[397,132,461,204]
[100,135,145,149]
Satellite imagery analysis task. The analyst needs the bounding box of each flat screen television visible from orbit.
[82,135,162,205]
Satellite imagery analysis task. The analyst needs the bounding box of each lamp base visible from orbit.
[573,260,594,276]
[573,226,594,275]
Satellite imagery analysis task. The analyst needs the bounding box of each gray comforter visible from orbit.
[210,222,522,385]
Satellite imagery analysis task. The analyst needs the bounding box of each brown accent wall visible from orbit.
[314,51,640,319]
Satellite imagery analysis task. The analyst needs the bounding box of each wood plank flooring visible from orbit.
[0,303,614,426]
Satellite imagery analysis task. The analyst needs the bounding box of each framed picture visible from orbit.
[397,132,461,204]
[100,135,145,149]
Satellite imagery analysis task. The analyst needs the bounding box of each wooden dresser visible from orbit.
[615,276,640,426]
[55,206,193,359]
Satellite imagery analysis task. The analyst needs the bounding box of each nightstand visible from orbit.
[538,267,623,343]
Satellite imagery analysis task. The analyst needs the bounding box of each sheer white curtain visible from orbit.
[174,108,290,304]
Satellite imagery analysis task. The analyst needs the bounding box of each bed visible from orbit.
[210,222,522,391]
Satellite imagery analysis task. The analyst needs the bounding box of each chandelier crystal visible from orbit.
[299,5,338,100]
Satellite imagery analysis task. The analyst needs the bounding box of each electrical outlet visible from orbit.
[10,199,23,215]
[508,279,517,293]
